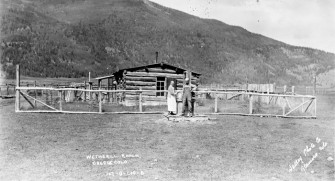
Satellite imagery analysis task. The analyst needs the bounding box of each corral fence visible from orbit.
[14,65,316,118]
[15,86,316,118]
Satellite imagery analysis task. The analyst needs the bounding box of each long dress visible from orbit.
[167,85,177,113]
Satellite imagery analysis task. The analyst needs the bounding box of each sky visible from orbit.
[150,0,335,53]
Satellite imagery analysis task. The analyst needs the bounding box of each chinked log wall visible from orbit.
[123,68,199,99]
[125,71,199,89]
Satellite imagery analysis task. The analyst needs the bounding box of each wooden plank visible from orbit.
[126,81,156,86]
[228,94,242,100]
[17,110,164,114]
[126,72,184,79]
[125,76,156,82]
[204,113,316,119]
[166,115,209,122]
[126,95,166,101]
[127,91,156,96]
[304,98,314,113]
[19,91,34,108]
[126,86,156,90]
[133,68,176,74]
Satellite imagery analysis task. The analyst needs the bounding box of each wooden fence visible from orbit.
[15,86,316,118]
[14,65,316,118]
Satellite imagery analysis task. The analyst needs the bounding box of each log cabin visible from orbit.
[95,63,201,106]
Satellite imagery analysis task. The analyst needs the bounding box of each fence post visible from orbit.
[15,65,20,112]
[99,90,102,113]
[89,82,92,101]
[139,87,143,112]
[244,84,248,101]
[84,81,87,102]
[292,86,295,94]
[314,98,317,117]
[107,78,110,103]
[283,85,287,94]
[45,85,48,105]
[214,90,218,113]
[50,89,53,106]
[249,94,253,114]
[59,90,62,111]
[98,80,102,113]
[34,81,37,107]
[6,84,9,95]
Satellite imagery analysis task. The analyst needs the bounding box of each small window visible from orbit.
[156,77,165,96]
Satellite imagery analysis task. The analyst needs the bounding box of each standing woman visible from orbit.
[167,81,177,115]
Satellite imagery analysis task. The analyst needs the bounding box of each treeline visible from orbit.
[1,1,334,85]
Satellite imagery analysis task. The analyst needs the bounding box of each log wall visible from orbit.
[121,67,200,105]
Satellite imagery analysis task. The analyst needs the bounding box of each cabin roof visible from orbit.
[121,62,201,76]
[96,62,201,80]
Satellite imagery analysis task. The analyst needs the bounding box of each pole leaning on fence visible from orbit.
[15,65,20,112]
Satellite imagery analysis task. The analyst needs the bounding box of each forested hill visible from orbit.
[1,0,335,86]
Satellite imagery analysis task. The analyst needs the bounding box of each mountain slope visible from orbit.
[1,0,334,86]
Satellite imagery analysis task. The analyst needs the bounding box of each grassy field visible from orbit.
[0,94,334,181]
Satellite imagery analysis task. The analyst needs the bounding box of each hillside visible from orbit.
[1,0,335,86]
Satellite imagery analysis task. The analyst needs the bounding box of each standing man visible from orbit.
[181,78,196,117]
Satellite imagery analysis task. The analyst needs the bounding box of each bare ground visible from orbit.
[0,95,334,181]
